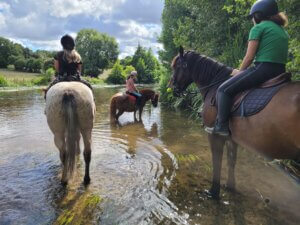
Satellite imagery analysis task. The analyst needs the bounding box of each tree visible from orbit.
[120,56,133,67]
[106,60,126,84]
[131,45,160,83]
[43,58,54,71]
[76,29,119,77]
[0,37,13,68]
[14,57,26,71]
[123,65,136,79]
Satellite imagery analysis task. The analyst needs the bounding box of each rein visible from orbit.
[181,77,229,96]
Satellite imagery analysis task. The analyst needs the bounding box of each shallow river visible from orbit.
[0,86,299,225]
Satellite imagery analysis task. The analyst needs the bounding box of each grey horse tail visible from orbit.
[62,92,78,178]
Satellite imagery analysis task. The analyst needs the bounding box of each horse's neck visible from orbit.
[140,90,153,100]
[189,55,232,95]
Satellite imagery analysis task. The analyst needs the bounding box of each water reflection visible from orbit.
[0,87,299,225]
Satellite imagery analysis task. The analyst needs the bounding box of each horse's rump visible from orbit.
[45,82,95,183]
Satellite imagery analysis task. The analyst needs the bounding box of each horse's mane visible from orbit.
[173,51,233,88]
[139,89,155,96]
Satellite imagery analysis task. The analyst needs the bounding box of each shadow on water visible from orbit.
[0,86,299,225]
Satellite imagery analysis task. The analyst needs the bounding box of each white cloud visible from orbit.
[0,0,163,58]
[118,20,161,39]
[49,0,125,18]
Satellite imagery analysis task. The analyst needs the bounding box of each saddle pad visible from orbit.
[232,84,284,117]
[128,94,136,104]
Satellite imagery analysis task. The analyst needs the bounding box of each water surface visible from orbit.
[0,87,299,225]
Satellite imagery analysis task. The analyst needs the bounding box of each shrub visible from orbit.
[7,64,15,71]
[43,58,54,71]
[14,57,26,71]
[0,75,9,87]
[106,60,126,84]
[34,68,55,85]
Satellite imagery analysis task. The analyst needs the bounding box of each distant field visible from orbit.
[0,68,110,87]
[0,69,42,87]
[0,69,40,80]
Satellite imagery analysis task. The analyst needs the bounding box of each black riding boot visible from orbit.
[205,92,232,136]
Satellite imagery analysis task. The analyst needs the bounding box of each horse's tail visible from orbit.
[62,92,78,179]
[110,96,117,121]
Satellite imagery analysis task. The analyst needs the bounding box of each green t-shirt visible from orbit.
[249,21,289,64]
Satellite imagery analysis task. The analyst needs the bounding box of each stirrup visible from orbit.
[204,125,230,136]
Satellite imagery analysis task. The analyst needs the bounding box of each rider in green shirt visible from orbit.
[206,0,289,136]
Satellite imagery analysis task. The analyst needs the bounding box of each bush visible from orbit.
[34,68,55,85]
[43,58,54,71]
[7,64,15,71]
[0,75,9,87]
[14,57,26,71]
[83,76,104,85]
[106,60,126,84]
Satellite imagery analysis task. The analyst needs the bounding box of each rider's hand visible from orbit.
[231,69,240,76]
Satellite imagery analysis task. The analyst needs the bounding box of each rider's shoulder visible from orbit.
[54,51,64,60]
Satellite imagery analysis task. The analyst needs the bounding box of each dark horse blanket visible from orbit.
[210,73,291,117]
[232,72,291,117]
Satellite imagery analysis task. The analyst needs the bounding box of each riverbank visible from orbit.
[0,68,108,88]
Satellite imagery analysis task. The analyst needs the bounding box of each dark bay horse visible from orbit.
[170,47,300,199]
[110,89,159,122]
[45,82,95,185]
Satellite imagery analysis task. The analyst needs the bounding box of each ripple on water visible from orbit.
[0,88,299,225]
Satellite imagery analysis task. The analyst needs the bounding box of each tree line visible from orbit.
[158,0,300,110]
[106,44,163,84]
[0,29,162,84]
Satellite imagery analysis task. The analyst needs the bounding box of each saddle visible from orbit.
[210,72,291,117]
[124,92,137,105]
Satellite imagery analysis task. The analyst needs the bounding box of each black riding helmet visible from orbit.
[61,34,75,51]
[249,0,278,18]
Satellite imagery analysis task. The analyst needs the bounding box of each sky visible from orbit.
[0,0,164,58]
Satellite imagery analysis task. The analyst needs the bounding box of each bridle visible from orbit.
[172,56,228,97]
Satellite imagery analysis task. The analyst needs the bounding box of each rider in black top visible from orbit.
[44,34,92,98]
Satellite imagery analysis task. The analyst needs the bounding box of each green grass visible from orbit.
[0,68,111,88]
[0,69,41,87]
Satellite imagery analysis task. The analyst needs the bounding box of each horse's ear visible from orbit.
[179,46,184,57]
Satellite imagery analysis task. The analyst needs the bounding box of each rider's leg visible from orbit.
[206,62,285,136]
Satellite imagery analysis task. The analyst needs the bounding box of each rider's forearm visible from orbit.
[239,56,253,71]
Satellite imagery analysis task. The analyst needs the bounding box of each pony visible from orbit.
[45,82,95,185]
[170,47,300,199]
[110,88,159,122]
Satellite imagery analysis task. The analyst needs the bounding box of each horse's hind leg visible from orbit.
[54,133,66,165]
[82,130,92,185]
[75,131,81,156]
[207,134,226,199]
[54,133,68,185]
[226,140,238,192]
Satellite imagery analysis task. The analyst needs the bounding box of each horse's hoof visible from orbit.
[204,189,220,200]
[84,176,91,185]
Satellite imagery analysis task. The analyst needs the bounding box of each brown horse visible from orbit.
[110,89,159,122]
[170,47,300,199]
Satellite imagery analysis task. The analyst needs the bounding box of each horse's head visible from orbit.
[170,46,193,97]
[140,89,159,107]
[151,93,159,107]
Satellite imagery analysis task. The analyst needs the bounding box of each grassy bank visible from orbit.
[0,69,42,87]
[0,68,110,88]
